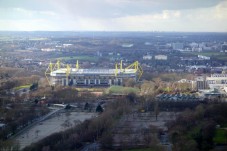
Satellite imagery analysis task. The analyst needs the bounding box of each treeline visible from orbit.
[23,99,132,151]
[46,87,96,104]
[0,75,40,90]
[0,104,49,140]
[168,103,227,151]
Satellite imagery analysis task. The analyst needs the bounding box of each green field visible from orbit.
[189,52,220,57]
[184,51,227,61]
[58,56,98,62]
[213,128,227,144]
[14,84,32,91]
[107,86,140,94]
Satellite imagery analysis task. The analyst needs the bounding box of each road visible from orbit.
[160,133,172,151]
[80,143,100,151]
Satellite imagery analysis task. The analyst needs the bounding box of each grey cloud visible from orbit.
[1,0,224,18]
[48,0,225,19]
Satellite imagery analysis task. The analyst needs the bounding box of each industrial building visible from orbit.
[196,76,208,90]
[195,74,227,92]
[45,60,143,87]
[206,74,227,89]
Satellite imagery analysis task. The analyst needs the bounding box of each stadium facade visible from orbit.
[45,60,143,87]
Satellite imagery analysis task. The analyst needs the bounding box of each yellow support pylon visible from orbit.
[115,63,118,76]
[53,60,60,70]
[76,60,79,69]
[45,61,53,86]
[66,64,71,77]
[120,60,123,71]
[125,61,143,81]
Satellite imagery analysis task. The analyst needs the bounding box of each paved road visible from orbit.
[160,133,172,151]
[80,143,100,151]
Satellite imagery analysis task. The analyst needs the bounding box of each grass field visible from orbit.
[14,84,32,91]
[107,86,140,94]
[213,128,227,144]
[189,52,220,57]
[75,87,105,92]
[58,56,98,62]
[183,51,227,61]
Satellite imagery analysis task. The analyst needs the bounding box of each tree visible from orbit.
[154,101,159,121]
[127,92,136,103]
[124,78,136,87]
[84,102,89,110]
[140,80,155,96]
[96,105,103,113]
[30,82,38,91]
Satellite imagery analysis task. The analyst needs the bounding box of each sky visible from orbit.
[0,0,227,32]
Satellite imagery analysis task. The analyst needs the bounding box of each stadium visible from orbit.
[45,60,143,87]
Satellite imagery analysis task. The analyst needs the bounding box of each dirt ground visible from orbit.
[113,112,178,148]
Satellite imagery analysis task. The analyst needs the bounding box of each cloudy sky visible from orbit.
[0,0,227,32]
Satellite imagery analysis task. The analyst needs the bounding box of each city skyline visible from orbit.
[0,0,227,32]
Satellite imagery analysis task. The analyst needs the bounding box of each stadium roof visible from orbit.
[50,68,137,76]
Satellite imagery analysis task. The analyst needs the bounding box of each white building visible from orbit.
[143,55,152,60]
[41,48,56,52]
[206,74,227,90]
[155,55,167,60]
[198,55,210,60]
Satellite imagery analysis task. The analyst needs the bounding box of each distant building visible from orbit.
[199,89,226,100]
[122,43,133,48]
[221,44,227,52]
[206,74,227,90]
[172,43,184,50]
[198,55,210,60]
[155,55,167,60]
[190,42,198,47]
[203,47,212,51]
[97,51,102,57]
[156,93,198,101]
[196,76,208,90]
[192,47,202,52]
[63,44,73,47]
[143,55,152,60]
[41,48,56,52]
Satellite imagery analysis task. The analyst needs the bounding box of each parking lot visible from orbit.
[15,112,96,149]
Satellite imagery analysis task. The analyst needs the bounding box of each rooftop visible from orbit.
[50,68,137,76]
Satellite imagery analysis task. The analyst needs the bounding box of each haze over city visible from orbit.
[0,0,227,32]
[1,1,227,151]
